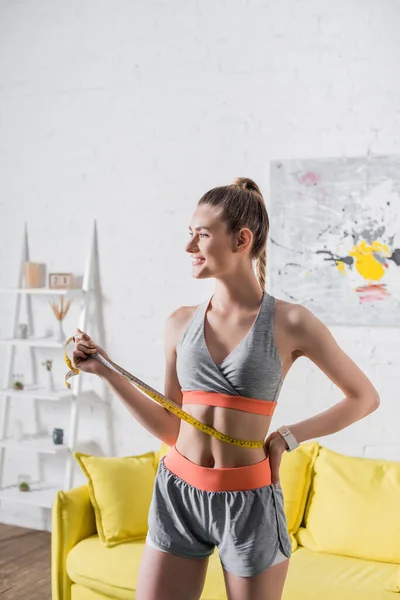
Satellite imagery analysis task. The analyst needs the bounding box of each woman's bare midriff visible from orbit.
[173,297,300,469]
[175,406,274,468]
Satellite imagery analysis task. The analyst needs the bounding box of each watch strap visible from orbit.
[276,425,300,452]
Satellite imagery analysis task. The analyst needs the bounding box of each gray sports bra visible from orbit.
[176,290,284,415]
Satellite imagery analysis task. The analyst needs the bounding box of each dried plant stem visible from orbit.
[49,296,73,321]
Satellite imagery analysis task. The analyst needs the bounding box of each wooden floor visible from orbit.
[0,523,51,599]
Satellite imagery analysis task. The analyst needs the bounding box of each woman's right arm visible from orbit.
[99,367,180,447]
[73,310,185,447]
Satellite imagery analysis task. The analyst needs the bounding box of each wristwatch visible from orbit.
[276,425,300,452]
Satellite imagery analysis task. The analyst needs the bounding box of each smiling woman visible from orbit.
[136,177,296,599]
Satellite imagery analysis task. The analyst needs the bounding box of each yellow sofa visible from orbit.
[52,441,400,599]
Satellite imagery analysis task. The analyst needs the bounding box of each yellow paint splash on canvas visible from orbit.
[342,240,390,280]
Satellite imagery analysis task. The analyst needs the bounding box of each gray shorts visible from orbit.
[146,454,292,577]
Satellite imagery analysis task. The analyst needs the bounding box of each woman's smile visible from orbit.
[192,257,205,266]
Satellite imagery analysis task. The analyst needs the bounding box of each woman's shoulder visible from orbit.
[273,294,308,331]
[167,301,202,324]
[165,302,203,349]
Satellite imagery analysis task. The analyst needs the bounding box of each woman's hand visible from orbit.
[71,328,111,376]
[263,430,288,489]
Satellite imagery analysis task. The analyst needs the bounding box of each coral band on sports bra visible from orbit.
[182,390,277,416]
[176,290,284,415]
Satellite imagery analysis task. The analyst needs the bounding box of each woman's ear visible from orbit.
[236,228,253,253]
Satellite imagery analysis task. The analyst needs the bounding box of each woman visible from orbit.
[72,177,380,600]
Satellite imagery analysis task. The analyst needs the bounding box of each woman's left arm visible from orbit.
[264,304,380,486]
[286,304,380,444]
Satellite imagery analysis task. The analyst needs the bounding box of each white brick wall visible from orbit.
[0,0,399,530]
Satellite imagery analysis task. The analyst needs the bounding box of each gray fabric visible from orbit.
[176,290,284,402]
[146,458,292,577]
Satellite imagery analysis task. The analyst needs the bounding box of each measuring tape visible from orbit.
[63,337,266,449]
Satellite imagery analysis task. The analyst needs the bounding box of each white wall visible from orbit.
[0,0,399,530]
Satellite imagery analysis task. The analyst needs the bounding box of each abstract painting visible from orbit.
[269,155,400,326]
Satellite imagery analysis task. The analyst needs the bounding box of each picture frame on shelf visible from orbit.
[49,273,74,289]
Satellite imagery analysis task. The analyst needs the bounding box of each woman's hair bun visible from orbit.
[233,177,262,197]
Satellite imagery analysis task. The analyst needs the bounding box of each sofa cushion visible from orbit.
[296,446,400,563]
[279,441,320,534]
[282,546,400,600]
[67,535,145,600]
[67,535,229,600]
[74,451,157,548]
[384,566,400,593]
[71,584,115,599]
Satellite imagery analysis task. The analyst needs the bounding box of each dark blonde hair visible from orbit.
[197,177,269,290]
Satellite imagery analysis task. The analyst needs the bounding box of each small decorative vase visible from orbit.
[18,324,28,339]
[46,369,55,392]
[57,320,66,342]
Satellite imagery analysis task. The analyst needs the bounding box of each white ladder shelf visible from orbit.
[0,220,114,524]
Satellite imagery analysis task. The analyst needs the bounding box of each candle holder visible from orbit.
[52,428,64,445]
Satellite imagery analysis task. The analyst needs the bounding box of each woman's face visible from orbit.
[185,204,250,280]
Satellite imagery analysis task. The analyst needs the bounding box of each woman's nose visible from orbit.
[185,239,198,253]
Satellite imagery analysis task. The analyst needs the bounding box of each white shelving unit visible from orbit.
[0,221,114,524]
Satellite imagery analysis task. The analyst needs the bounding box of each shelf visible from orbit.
[0,288,87,296]
[0,386,106,405]
[0,436,69,455]
[0,384,74,401]
[0,481,63,508]
[0,336,67,348]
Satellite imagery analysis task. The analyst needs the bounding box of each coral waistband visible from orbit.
[163,443,272,492]
[182,390,277,416]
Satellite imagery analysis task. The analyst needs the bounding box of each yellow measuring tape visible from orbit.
[63,337,265,449]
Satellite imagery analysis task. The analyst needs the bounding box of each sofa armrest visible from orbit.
[52,484,97,600]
